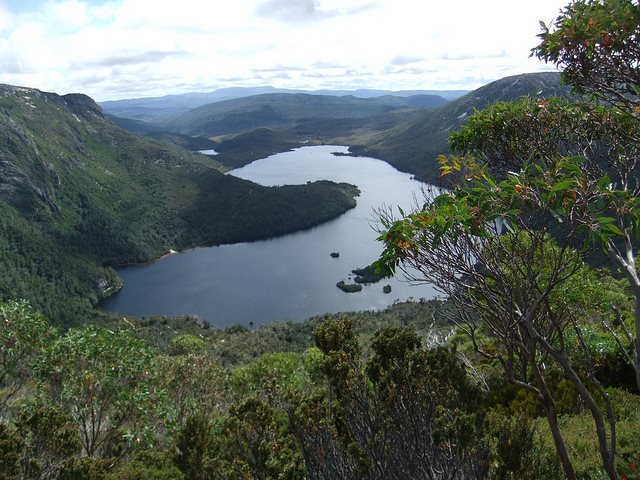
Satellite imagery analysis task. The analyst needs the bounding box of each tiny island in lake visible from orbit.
[335,264,387,293]
[352,265,385,284]
[336,280,363,293]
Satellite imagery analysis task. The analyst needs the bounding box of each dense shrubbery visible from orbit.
[0,299,638,479]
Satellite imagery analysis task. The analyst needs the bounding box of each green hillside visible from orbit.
[354,72,572,182]
[0,84,359,327]
[168,92,446,137]
[99,86,460,131]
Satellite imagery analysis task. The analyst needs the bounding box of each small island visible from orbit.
[352,265,385,284]
[336,280,363,293]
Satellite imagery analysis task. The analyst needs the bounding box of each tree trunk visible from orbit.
[527,352,576,480]
[547,347,617,479]
[634,294,640,391]
[608,240,640,392]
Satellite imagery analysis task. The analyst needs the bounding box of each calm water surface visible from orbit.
[102,146,438,327]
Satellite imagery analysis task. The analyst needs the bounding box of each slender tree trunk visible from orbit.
[548,348,617,479]
[527,351,576,480]
[608,240,640,391]
[634,294,640,391]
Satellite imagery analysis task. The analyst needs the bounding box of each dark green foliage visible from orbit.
[174,414,214,480]
[107,451,185,480]
[174,404,306,480]
[479,411,562,480]
[56,457,109,480]
[15,403,81,479]
[308,320,483,479]
[0,423,22,480]
[226,398,306,479]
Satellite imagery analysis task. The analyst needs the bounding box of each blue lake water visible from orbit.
[101,146,438,327]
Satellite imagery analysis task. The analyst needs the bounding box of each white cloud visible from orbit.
[0,0,566,100]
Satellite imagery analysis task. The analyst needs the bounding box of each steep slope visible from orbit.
[354,72,571,182]
[168,93,447,137]
[0,84,359,327]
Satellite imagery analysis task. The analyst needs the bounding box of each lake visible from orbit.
[101,146,439,327]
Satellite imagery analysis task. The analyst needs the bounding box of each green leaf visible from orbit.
[550,180,575,192]
[600,223,625,236]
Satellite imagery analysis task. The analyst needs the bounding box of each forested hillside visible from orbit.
[100,86,463,130]
[352,72,572,182]
[0,84,359,327]
[167,92,447,138]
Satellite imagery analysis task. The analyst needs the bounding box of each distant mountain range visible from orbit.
[167,92,449,138]
[100,86,468,129]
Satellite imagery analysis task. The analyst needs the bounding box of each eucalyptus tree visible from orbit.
[0,300,54,418]
[36,326,161,459]
[533,0,640,389]
[375,3,640,477]
[376,155,623,479]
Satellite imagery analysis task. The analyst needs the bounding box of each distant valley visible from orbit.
[104,73,568,177]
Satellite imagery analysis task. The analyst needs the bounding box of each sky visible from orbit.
[0,0,568,101]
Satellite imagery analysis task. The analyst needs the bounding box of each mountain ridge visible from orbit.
[100,86,467,127]
[166,92,448,137]
[350,72,571,182]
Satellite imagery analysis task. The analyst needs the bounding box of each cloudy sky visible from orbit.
[0,0,567,101]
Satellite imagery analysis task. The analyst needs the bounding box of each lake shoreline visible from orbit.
[109,195,359,270]
[102,145,436,327]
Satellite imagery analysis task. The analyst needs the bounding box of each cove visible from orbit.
[101,146,438,327]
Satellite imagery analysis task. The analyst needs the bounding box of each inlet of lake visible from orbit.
[101,145,439,327]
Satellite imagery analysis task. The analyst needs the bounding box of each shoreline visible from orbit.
[109,181,360,270]
[111,247,199,268]
[109,207,360,270]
